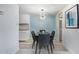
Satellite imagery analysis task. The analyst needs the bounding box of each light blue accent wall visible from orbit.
[30,15,56,33]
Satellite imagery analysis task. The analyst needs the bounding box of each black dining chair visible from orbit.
[31,31,38,49]
[35,34,50,54]
[50,31,55,53]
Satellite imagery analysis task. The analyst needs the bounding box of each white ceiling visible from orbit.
[19,4,68,15]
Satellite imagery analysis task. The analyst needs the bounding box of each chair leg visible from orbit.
[47,45,50,54]
[32,40,35,49]
[50,43,53,53]
[52,41,55,49]
[35,42,38,54]
[39,45,42,54]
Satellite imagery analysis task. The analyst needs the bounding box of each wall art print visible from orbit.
[65,4,79,29]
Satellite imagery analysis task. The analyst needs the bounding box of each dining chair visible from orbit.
[31,31,37,49]
[35,34,50,54]
[50,31,55,53]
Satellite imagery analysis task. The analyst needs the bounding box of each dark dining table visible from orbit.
[36,31,50,35]
[35,32,52,38]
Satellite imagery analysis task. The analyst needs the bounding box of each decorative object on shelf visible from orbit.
[40,8,46,20]
[65,4,79,29]
[58,12,63,19]
[19,23,29,31]
[19,23,29,25]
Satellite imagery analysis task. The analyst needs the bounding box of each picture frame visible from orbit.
[65,4,79,29]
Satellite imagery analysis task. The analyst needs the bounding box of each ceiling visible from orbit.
[19,4,68,15]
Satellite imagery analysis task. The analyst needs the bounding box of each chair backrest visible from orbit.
[50,31,55,41]
[38,34,50,46]
[31,31,36,40]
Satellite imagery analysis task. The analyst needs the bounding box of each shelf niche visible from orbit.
[19,23,29,31]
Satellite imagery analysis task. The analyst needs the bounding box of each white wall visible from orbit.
[56,4,79,53]
[0,4,19,54]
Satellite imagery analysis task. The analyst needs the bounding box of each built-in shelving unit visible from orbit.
[19,14,30,42]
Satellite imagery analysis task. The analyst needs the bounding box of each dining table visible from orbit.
[35,31,52,39]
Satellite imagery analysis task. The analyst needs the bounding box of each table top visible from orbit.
[35,32,51,36]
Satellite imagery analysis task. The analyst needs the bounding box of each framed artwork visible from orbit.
[65,4,79,29]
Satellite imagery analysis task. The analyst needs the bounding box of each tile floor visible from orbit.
[16,48,70,54]
[16,40,70,54]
